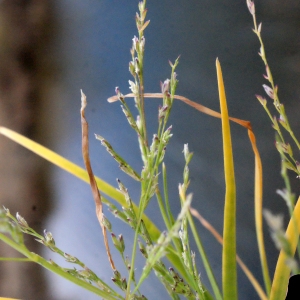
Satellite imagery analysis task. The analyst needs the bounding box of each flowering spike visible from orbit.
[257,22,262,33]
[95,134,141,181]
[128,80,138,94]
[256,95,267,107]
[111,233,124,253]
[161,79,170,94]
[129,61,135,76]
[118,234,125,253]
[43,229,55,246]
[134,57,140,75]
[101,214,112,232]
[262,84,274,99]
[258,45,265,58]
[64,253,78,263]
[246,0,255,15]
[183,144,193,164]
[132,36,139,51]
[115,87,125,103]
[278,115,289,130]
[130,46,134,58]
[272,116,280,131]
[265,65,272,81]
[139,36,145,52]
[138,240,148,258]
[139,20,150,32]
[158,105,169,119]
[16,212,29,228]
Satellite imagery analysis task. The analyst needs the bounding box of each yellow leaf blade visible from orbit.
[216,58,237,300]
[270,196,300,300]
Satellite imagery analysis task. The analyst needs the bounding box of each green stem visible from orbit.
[155,188,171,231]
[126,200,145,299]
[162,163,175,226]
[187,213,223,300]
[139,77,147,146]
[0,257,31,262]
[156,186,186,272]
[288,130,300,150]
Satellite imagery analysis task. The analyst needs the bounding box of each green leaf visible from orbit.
[216,58,237,300]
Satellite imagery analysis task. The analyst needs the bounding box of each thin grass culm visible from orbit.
[0,0,299,299]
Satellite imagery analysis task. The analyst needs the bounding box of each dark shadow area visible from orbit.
[0,0,57,299]
[286,274,300,300]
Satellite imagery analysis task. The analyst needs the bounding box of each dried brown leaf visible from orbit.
[108,92,251,129]
[81,90,115,271]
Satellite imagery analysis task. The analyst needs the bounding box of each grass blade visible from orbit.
[187,211,223,300]
[216,58,237,300]
[248,130,271,295]
[0,127,123,207]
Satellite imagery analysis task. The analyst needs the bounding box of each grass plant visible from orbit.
[0,0,299,299]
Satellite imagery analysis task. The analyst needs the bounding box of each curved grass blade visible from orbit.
[0,127,123,207]
[248,130,271,295]
[270,196,300,300]
[216,58,237,300]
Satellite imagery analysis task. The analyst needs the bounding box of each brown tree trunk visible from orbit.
[0,1,53,298]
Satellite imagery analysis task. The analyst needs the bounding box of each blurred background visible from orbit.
[1,0,300,299]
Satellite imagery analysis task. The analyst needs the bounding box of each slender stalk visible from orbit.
[125,195,155,298]
[0,257,31,262]
[187,212,223,300]
[155,187,171,231]
[162,163,175,226]
[138,73,147,146]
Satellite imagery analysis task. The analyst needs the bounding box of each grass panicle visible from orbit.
[0,1,300,299]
